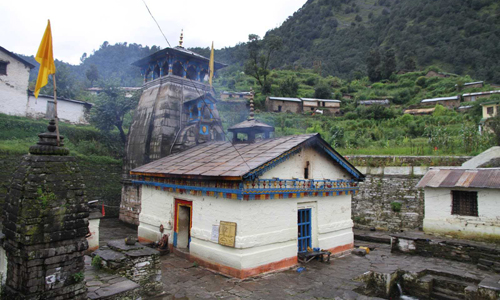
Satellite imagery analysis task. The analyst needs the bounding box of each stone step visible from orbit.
[353,233,391,244]
[479,253,500,262]
[430,290,463,300]
[432,276,470,291]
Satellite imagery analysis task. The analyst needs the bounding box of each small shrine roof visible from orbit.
[131,133,364,180]
[227,119,274,131]
[131,46,227,69]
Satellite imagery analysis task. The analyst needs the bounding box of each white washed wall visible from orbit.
[0,51,30,116]
[423,187,500,238]
[138,186,353,270]
[261,147,351,180]
[26,95,89,124]
[87,218,100,251]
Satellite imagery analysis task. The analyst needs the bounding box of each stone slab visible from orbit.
[384,166,412,176]
[107,239,145,251]
[94,280,140,298]
[93,249,126,262]
[124,247,159,257]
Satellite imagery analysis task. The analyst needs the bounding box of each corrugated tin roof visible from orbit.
[417,168,500,189]
[404,108,435,114]
[301,98,341,103]
[359,100,390,105]
[131,133,363,180]
[464,81,484,86]
[463,90,500,97]
[421,96,459,103]
[222,91,252,95]
[268,97,301,102]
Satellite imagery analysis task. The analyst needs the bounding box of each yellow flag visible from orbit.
[209,41,214,87]
[34,20,56,98]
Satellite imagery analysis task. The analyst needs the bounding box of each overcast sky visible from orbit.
[1,0,306,65]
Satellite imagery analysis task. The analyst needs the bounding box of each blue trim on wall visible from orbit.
[173,232,178,247]
[132,179,358,200]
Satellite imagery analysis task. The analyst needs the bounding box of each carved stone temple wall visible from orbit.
[3,120,89,299]
[120,76,225,226]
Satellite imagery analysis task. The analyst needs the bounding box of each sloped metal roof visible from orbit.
[463,90,500,97]
[131,133,364,180]
[417,168,500,189]
[268,97,302,102]
[421,96,459,103]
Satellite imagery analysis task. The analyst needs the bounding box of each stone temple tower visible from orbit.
[120,35,226,225]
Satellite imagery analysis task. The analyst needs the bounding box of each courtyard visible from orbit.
[97,218,499,299]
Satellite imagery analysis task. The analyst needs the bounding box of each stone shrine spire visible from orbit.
[248,88,255,121]
[3,119,89,299]
[228,88,274,143]
[179,29,184,48]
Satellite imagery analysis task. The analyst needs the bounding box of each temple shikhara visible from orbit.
[120,33,226,225]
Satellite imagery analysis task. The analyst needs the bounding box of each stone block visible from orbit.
[352,248,367,256]
[384,167,412,176]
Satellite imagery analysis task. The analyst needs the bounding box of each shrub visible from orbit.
[91,255,103,269]
[416,76,426,87]
[390,202,402,212]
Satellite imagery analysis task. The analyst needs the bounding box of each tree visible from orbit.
[355,15,363,22]
[382,49,396,79]
[89,81,140,144]
[80,53,87,64]
[403,55,416,71]
[40,61,79,99]
[488,114,500,146]
[244,34,283,94]
[86,64,99,87]
[314,84,332,99]
[278,77,299,97]
[366,48,382,82]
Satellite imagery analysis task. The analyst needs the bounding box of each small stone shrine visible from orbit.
[3,120,89,299]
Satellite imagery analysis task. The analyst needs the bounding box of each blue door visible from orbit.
[298,208,311,253]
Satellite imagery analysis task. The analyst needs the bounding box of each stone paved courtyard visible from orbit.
[98,219,499,299]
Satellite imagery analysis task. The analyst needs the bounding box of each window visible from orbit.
[304,161,310,179]
[0,62,7,75]
[278,105,282,112]
[452,191,478,216]
[487,107,494,115]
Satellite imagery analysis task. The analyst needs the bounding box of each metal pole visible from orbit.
[53,74,60,146]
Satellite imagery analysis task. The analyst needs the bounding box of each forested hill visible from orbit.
[18,43,159,98]
[264,0,500,82]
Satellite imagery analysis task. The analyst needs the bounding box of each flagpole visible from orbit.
[53,74,60,146]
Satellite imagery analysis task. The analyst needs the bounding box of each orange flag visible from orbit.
[209,41,214,87]
[34,20,56,98]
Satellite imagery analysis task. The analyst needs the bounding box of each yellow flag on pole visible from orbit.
[34,20,56,98]
[209,41,214,87]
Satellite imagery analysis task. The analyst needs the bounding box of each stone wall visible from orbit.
[0,152,122,217]
[350,155,472,232]
[92,240,162,296]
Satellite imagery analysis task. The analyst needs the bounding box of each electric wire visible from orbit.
[139,0,253,172]
[141,0,171,48]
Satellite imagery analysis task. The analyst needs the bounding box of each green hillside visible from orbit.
[265,0,500,81]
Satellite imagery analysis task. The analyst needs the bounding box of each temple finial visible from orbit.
[248,88,255,121]
[179,29,184,47]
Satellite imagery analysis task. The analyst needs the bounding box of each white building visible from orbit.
[26,92,92,125]
[0,46,92,125]
[130,107,364,278]
[0,46,35,116]
[417,167,500,240]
